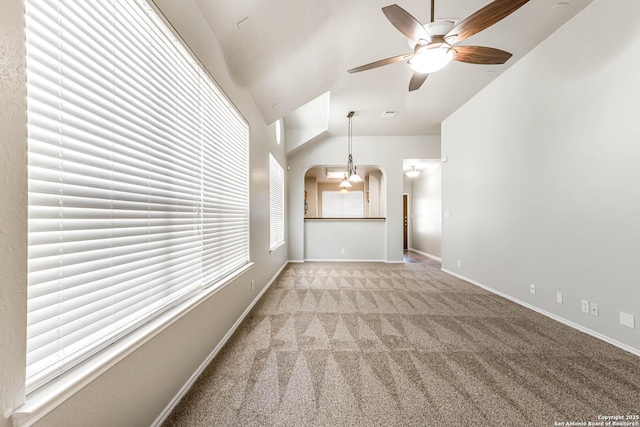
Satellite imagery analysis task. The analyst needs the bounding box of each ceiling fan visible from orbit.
[348,0,530,91]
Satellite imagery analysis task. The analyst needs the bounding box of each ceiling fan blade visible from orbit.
[382,5,431,44]
[445,0,529,44]
[409,72,428,92]
[452,46,512,64]
[348,53,413,74]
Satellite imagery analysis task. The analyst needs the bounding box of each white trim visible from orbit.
[151,261,289,427]
[408,248,442,262]
[441,268,640,358]
[11,263,254,427]
[269,152,285,250]
[403,192,411,250]
[269,241,286,254]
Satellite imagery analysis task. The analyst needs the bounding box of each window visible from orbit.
[269,153,285,250]
[275,119,281,145]
[322,191,364,217]
[25,0,249,391]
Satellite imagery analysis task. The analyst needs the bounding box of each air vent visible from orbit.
[381,110,397,118]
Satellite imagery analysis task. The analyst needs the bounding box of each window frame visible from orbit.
[24,0,250,396]
[321,190,364,218]
[269,152,285,251]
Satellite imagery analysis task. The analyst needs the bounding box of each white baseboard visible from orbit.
[152,261,289,427]
[408,248,441,262]
[441,268,640,358]
[303,258,387,263]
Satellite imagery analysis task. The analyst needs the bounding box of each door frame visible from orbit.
[403,193,410,251]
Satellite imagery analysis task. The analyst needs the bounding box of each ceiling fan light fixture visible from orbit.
[405,166,420,178]
[409,45,453,74]
[349,0,526,91]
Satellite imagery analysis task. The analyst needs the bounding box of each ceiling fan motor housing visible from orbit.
[408,20,457,48]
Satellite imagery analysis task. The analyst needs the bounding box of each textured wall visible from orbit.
[0,0,28,425]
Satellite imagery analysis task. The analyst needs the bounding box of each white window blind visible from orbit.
[322,191,364,218]
[25,0,249,391]
[269,153,285,250]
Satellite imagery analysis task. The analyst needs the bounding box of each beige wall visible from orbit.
[368,170,383,218]
[0,0,28,425]
[304,177,317,217]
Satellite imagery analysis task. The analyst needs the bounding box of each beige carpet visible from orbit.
[163,252,640,426]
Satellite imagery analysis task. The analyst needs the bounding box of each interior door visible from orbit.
[403,194,408,250]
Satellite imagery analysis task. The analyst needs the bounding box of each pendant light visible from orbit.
[345,111,361,182]
[405,166,420,178]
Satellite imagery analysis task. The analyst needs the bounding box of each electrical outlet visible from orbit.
[457,260,461,268]
[620,312,635,329]
[590,302,599,317]
[530,284,536,294]
[251,279,254,291]
[341,248,345,254]
[581,300,589,313]
[556,292,563,304]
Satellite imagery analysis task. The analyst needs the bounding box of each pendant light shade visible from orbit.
[348,172,362,182]
[339,177,352,188]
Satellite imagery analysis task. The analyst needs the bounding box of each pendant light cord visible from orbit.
[347,111,354,177]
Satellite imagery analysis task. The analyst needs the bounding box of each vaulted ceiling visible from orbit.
[194,0,592,139]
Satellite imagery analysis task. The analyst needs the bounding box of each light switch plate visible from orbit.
[556,292,563,304]
[581,300,589,313]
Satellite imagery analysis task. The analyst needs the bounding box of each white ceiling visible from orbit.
[194,0,592,137]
